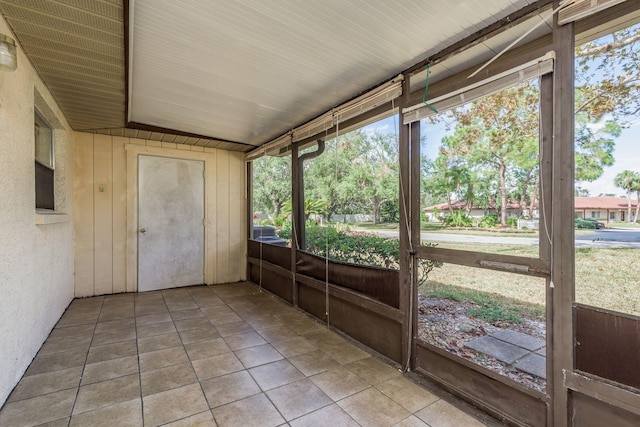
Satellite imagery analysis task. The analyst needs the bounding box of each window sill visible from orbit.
[35,211,70,225]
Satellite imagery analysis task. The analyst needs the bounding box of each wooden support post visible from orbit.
[291,143,301,306]
[551,3,575,425]
[409,120,421,369]
[398,81,412,371]
[246,160,254,281]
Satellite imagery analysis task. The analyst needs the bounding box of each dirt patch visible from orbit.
[417,294,547,393]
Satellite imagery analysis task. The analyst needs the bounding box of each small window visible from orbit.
[35,110,54,210]
[591,210,599,219]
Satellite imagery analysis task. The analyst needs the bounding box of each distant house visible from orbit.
[575,197,638,222]
[423,200,539,222]
[425,196,639,223]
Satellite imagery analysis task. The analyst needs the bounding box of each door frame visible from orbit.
[125,144,218,291]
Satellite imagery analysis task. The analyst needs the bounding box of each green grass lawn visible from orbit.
[420,245,640,318]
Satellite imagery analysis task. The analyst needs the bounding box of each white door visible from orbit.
[138,155,205,291]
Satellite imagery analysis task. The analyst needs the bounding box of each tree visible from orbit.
[304,130,399,224]
[252,155,291,217]
[575,23,640,184]
[434,82,539,225]
[614,170,636,223]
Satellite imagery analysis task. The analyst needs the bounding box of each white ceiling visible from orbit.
[129,0,542,147]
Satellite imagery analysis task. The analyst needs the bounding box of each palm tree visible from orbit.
[614,170,636,223]
[632,172,640,224]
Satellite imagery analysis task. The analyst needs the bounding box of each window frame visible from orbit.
[34,108,55,211]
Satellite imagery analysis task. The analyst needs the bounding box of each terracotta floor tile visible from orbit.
[288,350,340,376]
[139,346,189,372]
[184,337,231,361]
[376,375,439,413]
[81,355,139,385]
[170,308,205,321]
[321,341,371,365]
[310,366,370,401]
[235,343,283,368]
[289,403,359,427]
[201,309,241,325]
[191,352,244,381]
[178,326,221,344]
[266,378,332,421]
[201,370,261,408]
[174,316,213,332]
[338,388,410,427]
[345,356,400,385]
[256,325,299,343]
[415,400,488,427]
[215,320,255,337]
[137,332,182,353]
[0,388,76,426]
[8,366,82,402]
[223,331,267,350]
[393,415,430,426]
[141,362,197,396]
[136,321,176,338]
[162,410,217,426]
[25,348,87,376]
[1,283,491,427]
[135,313,173,326]
[248,359,304,391]
[87,340,138,363]
[69,398,142,427]
[73,373,140,415]
[91,327,137,346]
[211,393,284,427]
[48,324,95,341]
[94,318,135,333]
[271,336,317,358]
[143,383,209,427]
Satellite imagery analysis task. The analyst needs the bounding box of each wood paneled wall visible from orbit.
[73,133,246,297]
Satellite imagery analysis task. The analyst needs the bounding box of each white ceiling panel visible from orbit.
[130,0,541,146]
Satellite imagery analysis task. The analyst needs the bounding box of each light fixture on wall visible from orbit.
[0,34,17,72]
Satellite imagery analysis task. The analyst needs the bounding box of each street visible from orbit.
[362,227,640,249]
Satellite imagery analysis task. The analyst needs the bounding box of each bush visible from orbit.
[273,214,287,227]
[443,211,472,227]
[478,214,498,228]
[575,218,596,229]
[279,222,441,283]
[506,216,518,228]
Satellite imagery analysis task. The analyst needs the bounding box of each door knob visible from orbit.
[139,227,146,234]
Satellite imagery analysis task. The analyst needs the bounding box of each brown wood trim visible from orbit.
[247,257,294,280]
[415,246,550,277]
[565,371,640,418]
[415,341,547,427]
[416,340,547,400]
[295,274,404,323]
[124,0,130,124]
[406,37,553,108]
[126,122,255,149]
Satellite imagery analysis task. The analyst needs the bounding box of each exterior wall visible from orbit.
[0,17,74,406]
[73,134,246,296]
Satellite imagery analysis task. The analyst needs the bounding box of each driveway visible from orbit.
[362,228,640,249]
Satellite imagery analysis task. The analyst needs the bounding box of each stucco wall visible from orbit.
[73,134,246,296]
[0,18,74,406]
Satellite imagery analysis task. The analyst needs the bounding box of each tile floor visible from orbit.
[0,282,494,427]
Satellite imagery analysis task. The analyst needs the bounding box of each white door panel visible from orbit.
[138,155,204,291]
